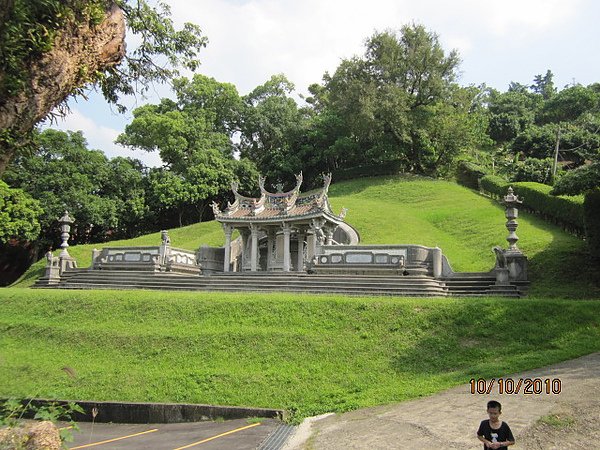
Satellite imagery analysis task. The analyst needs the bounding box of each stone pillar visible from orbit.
[297,232,305,272]
[266,228,275,271]
[222,224,233,272]
[250,224,259,272]
[432,247,442,278]
[282,223,291,272]
[240,229,249,271]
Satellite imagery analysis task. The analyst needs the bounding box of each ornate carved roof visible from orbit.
[212,172,345,224]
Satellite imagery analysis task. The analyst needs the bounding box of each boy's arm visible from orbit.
[477,434,492,448]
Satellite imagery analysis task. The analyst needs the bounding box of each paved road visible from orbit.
[67,418,279,450]
[283,352,600,449]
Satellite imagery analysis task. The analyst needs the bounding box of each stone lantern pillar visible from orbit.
[503,187,522,252]
[501,187,527,282]
[57,211,78,274]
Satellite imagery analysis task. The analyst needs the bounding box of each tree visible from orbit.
[238,74,307,183]
[0,180,41,243]
[0,0,207,175]
[118,74,256,226]
[306,24,475,175]
[4,129,147,245]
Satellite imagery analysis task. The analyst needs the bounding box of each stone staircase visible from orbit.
[34,269,524,297]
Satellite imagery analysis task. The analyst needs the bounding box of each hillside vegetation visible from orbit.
[3,176,599,422]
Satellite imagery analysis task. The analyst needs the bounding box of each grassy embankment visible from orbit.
[2,176,599,422]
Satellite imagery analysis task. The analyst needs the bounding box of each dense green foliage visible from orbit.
[0,289,598,422]
[0,180,41,243]
[5,129,148,247]
[552,162,600,195]
[480,72,600,185]
[584,190,600,259]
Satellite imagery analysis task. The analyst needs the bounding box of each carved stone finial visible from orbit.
[58,210,74,256]
[273,181,284,193]
[295,171,303,190]
[258,175,266,192]
[231,181,239,194]
[161,230,171,245]
[339,207,348,219]
[210,201,221,216]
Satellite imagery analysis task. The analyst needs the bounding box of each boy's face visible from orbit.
[487,407,501,421]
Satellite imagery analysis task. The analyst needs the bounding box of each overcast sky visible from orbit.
[47,0,600,167]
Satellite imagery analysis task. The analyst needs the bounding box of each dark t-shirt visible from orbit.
[477,420,515,450]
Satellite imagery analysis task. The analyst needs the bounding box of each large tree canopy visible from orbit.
[303,24,480,175]
[0,0,206,175]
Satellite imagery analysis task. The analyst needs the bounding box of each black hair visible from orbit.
[487,400,502,411]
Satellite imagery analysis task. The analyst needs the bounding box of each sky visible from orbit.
[46,0,600,167]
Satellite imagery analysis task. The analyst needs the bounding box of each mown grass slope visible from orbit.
[3,175,599,422]
[1,289,599,422]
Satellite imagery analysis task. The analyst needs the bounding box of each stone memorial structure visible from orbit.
[35,175,528,297]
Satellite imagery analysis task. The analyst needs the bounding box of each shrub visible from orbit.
[479,175,508,199]
[551,162,600,196]
[512,182,585,235]
[511,158,554,185]
[456,161,487,190]
[584,189,600,260]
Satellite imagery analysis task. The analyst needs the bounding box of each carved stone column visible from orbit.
[266,227,275,271]
[282,223,291,272]
[222,224,233,272]
[250,224,259,272]
[297,231,305,272]
[240,228,249,271]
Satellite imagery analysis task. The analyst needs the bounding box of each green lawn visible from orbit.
[1,288,598,422]
[3,175,599,422]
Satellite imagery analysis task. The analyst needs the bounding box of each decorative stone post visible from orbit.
[503,187,522,252]
[499,187,528,283]
[57,211,77,274]
[282,223,291,272]
[266,228,275,271]
[58,211,74,257]
[297,231,305,272]
[250,224,259,272]
[223,224,233,272]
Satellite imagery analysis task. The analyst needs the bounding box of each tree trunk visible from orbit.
[0,2,126,176]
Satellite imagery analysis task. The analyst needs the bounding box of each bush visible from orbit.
[333,160,404,181]
[551,162,600,196]
[479,175,508,199]
[512,182,585,235]
[584,189,600,260]
[511,158,554,185]
[456,161,487,190]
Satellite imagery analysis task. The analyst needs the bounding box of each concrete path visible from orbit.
[284,352,600,449]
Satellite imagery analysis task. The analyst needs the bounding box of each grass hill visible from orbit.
[2,175,599,422]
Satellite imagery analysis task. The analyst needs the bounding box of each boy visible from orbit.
[477,400,515,449]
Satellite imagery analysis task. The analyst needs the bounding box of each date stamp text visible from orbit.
[469,377,562,395]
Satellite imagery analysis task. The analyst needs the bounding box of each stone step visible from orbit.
[56,282,450,297]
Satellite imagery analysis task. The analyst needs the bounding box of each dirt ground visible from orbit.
[284,352,600,449]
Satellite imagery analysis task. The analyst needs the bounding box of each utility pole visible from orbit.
[552,126,561,182]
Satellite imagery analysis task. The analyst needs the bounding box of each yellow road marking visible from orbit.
[173,422,261,449]
[69,428,158,449]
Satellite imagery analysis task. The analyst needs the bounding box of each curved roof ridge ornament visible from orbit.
[294,171,303,193]
[322,173,332,193]
[258,174,267,194]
